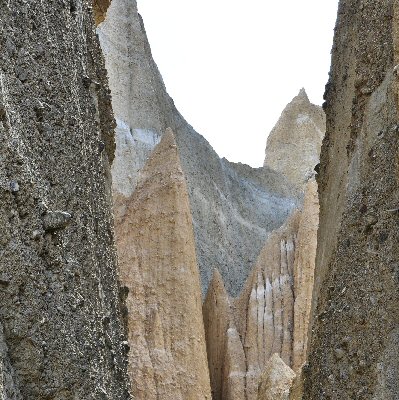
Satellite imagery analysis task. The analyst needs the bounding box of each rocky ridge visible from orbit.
[97,0,300,297]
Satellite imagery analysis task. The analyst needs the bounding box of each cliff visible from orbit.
[0,1,130,398]
[115,129,211,399]
[304,1,399,398]
[98,0,299,296]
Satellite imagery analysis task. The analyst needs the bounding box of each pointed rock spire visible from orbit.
[257,354,296,400]
[264,89,325,189]
[297,88,310,102]
[116,128,212,399]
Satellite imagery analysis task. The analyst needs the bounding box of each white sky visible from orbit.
[138,1,339,167]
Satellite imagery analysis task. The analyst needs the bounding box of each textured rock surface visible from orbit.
[203,270,233,400]
[0,1,130,398]
[257,354,296,400]
[222,328,246,400]
[203,181,319,400]
[304,1,399,398]
[0,323,22,400]
[93,0,112,25]
[291,181,319,371]
[264,89,325,189]
[233,212,300,400]
[98,0,298,296]
[115,129,212,399]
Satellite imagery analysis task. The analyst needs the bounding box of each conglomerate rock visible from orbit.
[115,129,212,399]
[264,89,325,189]
[304,1,399,398]
[0,0,130,398]
[98,0,298,296]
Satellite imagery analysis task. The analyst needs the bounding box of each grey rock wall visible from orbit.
[0,1,130,398]
[304,1,399,398]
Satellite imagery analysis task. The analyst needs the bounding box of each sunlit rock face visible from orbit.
[264,89,325,189]
[97,0,299,297]
[115,130,212,399]
[203,181,319,400]
[303,1,399,398]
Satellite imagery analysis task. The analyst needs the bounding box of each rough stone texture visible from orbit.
[264,89,325,189]
[93,0,112,25]
[0,323,22,400]
[292,181,319,371]
[234,212,300,400]
[203,270,233,400]
[222,328,246,400]
[304,1,399,399]
[289,368,304,400]
[115,129,212,399]
[98,0,299,296]
[203,181,319,400]
[0,1,130,398]
[257,354,296,400]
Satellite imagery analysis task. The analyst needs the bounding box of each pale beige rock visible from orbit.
[203,270,232,400]
[222,328,247,400]
[292,180,319,371]
[233,212,299,399]
[264,89,325,189]
[257,354,296,400]
[204,181,319,400]
[116,129,212,399]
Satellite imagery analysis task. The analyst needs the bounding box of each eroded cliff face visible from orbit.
[0,1,130,398]
[98,0,299,297]
[304,1,399,398]
[115,129,211,399]
[203,181,319,400]
[264,89,325,189]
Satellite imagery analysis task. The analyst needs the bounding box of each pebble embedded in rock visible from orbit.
[334,348,345,360]
[10,180,19,193]
[42,211,72,231]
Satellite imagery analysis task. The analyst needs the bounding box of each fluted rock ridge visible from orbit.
[264,89,325,189]
[116,129,212,399]
[203,181,319,400]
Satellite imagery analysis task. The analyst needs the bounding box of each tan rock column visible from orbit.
[116,129,212,399]
[203,269,232,400]
[292,180,319,371]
